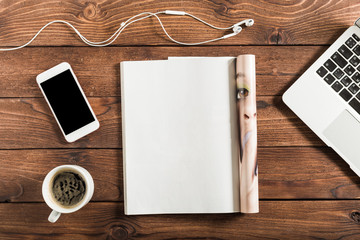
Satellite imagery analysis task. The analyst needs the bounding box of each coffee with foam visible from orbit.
[51,171,86,207]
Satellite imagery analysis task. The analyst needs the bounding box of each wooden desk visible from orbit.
[1,0,360,239]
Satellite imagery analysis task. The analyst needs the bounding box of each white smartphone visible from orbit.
[36,62,100,142]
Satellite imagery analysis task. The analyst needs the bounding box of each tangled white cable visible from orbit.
[0,10,254,51]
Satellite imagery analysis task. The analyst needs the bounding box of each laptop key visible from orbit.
[333,68,344,79]
[350,55,360,67]
[356,92,360,100]
[324,59,337,71]
[317,66,328,77]
[346,37,357,48]
[339,44,353,59]
[340,88,352,101]
[349,98,360,115]
[341,76,352,86]
[331,81,343,92]
[354,45,360,55]
[324,73,335,84]
[344,65,355,76]
[349,83,360,94]
[331,52,347,68]
[352,72,360,83]
[353,34,360,42]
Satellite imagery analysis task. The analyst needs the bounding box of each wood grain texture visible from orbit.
[0,96,324,149]
[1,1,360,238]
[0,149,122,203]
[0,46,328,97]
[0,201,360,239]
[0,97,121,149]
[0,0,359,46]
[260,147,360,199]
[0,147,359,203]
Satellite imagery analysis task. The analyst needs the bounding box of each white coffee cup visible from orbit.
[42,165,94,223]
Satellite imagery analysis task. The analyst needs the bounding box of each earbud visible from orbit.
[232,19,254,28]
[233,25,242,34]
[245,19,254,27]
[222,26,242,39]
[221,24,244,39]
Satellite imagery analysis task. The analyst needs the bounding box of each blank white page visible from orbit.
[121,58,239,215]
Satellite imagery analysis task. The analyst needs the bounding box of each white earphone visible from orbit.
[0,10,254,51]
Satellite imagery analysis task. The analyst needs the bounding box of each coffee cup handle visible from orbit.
[48,210,61,223]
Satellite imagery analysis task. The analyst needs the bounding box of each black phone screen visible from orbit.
[40,69,95,135]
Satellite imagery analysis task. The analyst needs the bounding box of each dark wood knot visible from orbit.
[267,28,289,44]
[68,151,89,164]
[217,3,229,15]
[256,100,270,109]
[78,2,106,22]
[0,179,23,202]
[212,1,234,16]
[277,29,289,44]
[268,29,278,44]
[108,223,136,240]
[350,211,360,224]
[69,151,81,164]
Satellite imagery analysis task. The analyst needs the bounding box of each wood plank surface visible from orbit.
[0,149,122,203]
[0,96,324,149]
[1,0,360,239]
[0,97,121,149]
[0,201,360,239]
[0,46,329,97]
[0,0,359,46]
[0,148,359,203]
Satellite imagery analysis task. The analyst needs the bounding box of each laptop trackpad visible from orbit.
[323,110,360,170]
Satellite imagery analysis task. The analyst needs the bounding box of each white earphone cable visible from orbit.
[151,13,233,46]
[184,12,233,31]
[78,11,166,46]
[0,11,252,51]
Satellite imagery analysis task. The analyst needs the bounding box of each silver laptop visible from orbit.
[283,18,360,177]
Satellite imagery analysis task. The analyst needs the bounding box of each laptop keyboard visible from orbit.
[317,33,360,115]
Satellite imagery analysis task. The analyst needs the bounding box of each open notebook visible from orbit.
[120,57,257,215]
